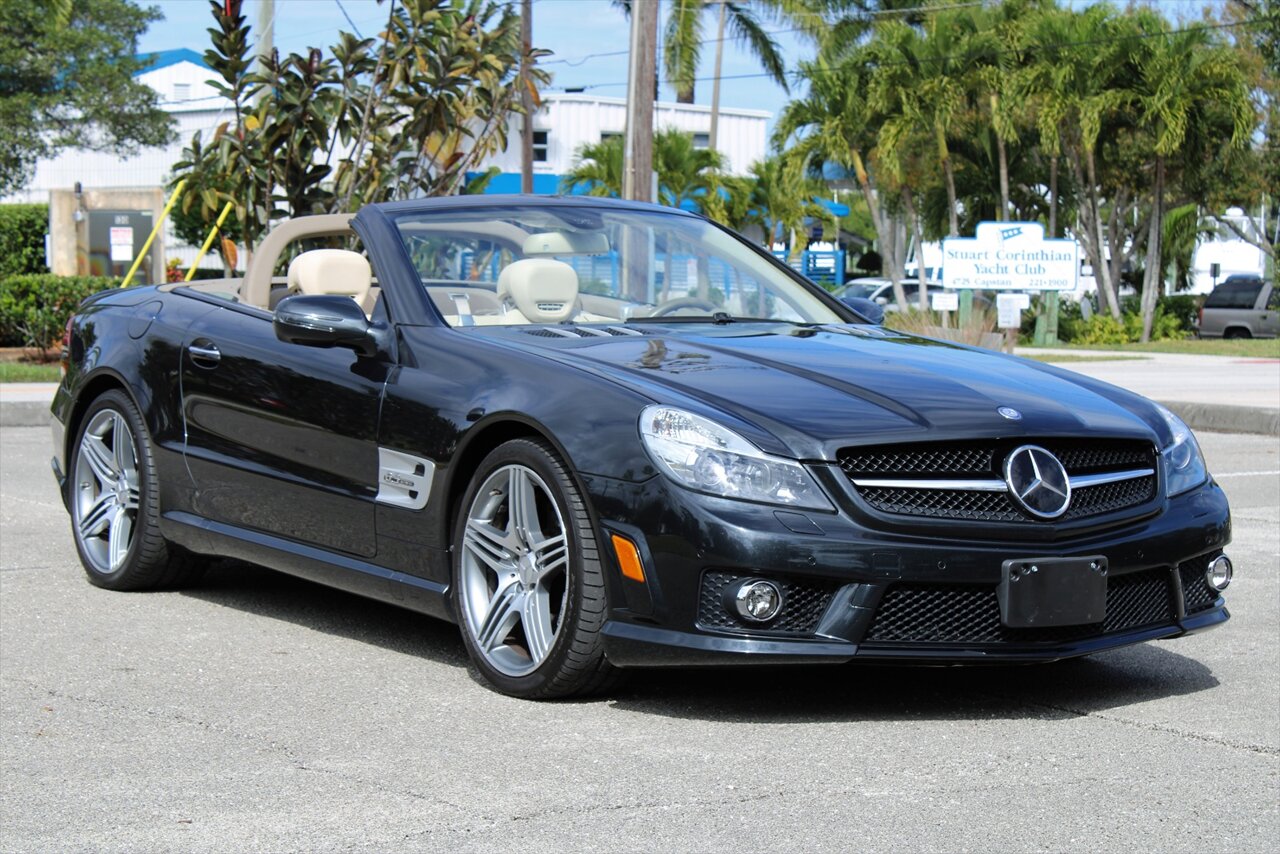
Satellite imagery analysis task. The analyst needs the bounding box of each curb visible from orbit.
[1,401,50,428]
[1158,400,1280,438]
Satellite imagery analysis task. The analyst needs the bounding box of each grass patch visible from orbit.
[1023,354,1151,364]
[1056,338,1280,358]
[0,361,62,382]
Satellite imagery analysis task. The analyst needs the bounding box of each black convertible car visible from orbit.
[51,197,1232,698]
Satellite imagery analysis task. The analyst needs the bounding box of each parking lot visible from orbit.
[1,425,1276,852]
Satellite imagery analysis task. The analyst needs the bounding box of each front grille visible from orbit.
[1179,554,1222,614]
[697,571,838,636]
[838,438,1156,524]
[859,486,1022,522]
[863,568,1176,645]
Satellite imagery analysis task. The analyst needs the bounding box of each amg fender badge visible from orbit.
[376,448,436,510]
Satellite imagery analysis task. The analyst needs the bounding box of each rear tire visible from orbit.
[1223,328,1251,340]
[68,389,204,591]
[451,438,619,699]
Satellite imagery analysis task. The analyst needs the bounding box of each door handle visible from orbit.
[187,342,221,367]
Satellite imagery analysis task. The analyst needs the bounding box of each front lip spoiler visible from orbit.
[600,605,1229,668]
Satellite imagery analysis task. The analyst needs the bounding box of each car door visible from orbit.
[1261,285,1279,338]
[180,302,389,558]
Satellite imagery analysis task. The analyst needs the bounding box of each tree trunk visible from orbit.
[903,186,929,312]
[676,87,694,104]
[1140,155,1165,343]
[1048,155,1058,238]
[943,153,959,236]
[1084,147,1121,319]
[881,209,909,310]
[993,96,1009,223]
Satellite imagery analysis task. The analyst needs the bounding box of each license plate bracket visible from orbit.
[998,555,1108,628]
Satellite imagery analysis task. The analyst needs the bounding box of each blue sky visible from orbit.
[138,0,810,127]
[136,1,1221,134]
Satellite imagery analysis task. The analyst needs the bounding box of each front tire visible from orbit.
[68,389,202,591]
[451,438,618,699]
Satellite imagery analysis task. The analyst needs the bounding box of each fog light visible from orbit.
[1205,555,1233,591]
[733,579,783,623]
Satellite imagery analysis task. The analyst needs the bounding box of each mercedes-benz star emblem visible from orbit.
[1003,445,1071,519]
[997,406,1022,420]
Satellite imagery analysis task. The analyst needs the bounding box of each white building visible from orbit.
[6,49,770,268]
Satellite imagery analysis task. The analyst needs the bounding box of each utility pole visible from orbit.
[708,0,727,153]
[255,0,274,83]
[520,0,534,194]
[623,0,657,203]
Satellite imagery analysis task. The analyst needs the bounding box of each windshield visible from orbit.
[391,205,847,327]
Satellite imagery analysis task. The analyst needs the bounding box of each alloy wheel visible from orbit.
[72,409,140,575]
[458,464,571,677]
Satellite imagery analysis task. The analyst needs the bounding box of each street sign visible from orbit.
[942,222,1078,291]
[931,291,959,312]
[997,293,1029,328]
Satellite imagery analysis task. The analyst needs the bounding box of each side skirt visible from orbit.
[161,511,455,623]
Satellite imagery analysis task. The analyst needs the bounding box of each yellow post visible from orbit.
[184,201,235,282]
[121,179,185,287]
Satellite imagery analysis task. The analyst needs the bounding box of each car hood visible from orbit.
[499,324,1168,461]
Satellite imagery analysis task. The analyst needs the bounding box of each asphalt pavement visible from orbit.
[1,425,1277,852]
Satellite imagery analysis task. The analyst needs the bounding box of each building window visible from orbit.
[693,132,710,149]
[600,131,622,143]
[173,83,191,101]
[533,130,549,162]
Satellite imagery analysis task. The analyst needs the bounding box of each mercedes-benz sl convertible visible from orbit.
[51,196,1233,698]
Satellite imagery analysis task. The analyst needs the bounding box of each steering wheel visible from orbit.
[648,297,721,317]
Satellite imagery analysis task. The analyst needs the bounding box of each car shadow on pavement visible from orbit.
[609,645,1221,722]
[181,560,471,667]
[182,561,1221,721]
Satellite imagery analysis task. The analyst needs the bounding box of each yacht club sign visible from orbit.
[942,222,1078,291]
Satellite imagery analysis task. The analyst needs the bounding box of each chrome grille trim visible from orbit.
[849,467,1155,493]
[851,477,1008,492]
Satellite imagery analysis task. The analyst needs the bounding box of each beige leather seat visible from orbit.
[496,258,579,324]
[286,249,376,315]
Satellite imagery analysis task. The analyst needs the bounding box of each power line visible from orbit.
[540,1,991,68]
[333,0,363,38]
[547,15,1266,92]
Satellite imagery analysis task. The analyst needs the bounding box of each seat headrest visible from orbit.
[497,259,579,324]
[286,249,372,299]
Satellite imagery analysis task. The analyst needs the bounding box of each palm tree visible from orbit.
[1130,11,1254,341]
[561,128,723,208]
[867,9,985,238]
[776,48,911,308]
[613,0,796,103]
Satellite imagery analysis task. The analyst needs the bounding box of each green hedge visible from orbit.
[0,274,118,350]
[0,205,50,277]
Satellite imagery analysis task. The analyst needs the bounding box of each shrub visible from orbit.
[0,274,118,351]
[0,205,50,277]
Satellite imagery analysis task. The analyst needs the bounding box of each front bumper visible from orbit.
[588,473,1232,668]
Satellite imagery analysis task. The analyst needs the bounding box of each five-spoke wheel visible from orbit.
[452,438,617,698]
[68,389,203,590]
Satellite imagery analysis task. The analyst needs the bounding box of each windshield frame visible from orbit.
[386,201,868,329]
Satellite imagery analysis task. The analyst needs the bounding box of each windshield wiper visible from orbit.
[627,314,803,325]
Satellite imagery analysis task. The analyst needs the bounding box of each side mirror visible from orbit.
[841,296,885,325]
[274,294,385,357]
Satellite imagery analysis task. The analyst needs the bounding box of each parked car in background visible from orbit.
[833,278,993,314]
[1198,276,1278,339]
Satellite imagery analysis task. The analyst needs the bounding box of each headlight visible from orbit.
[1155,404,1207,497]
[639,406,833,511]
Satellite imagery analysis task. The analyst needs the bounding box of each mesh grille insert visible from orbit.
[864,568,1175,645]
[1178,553,1222,614]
